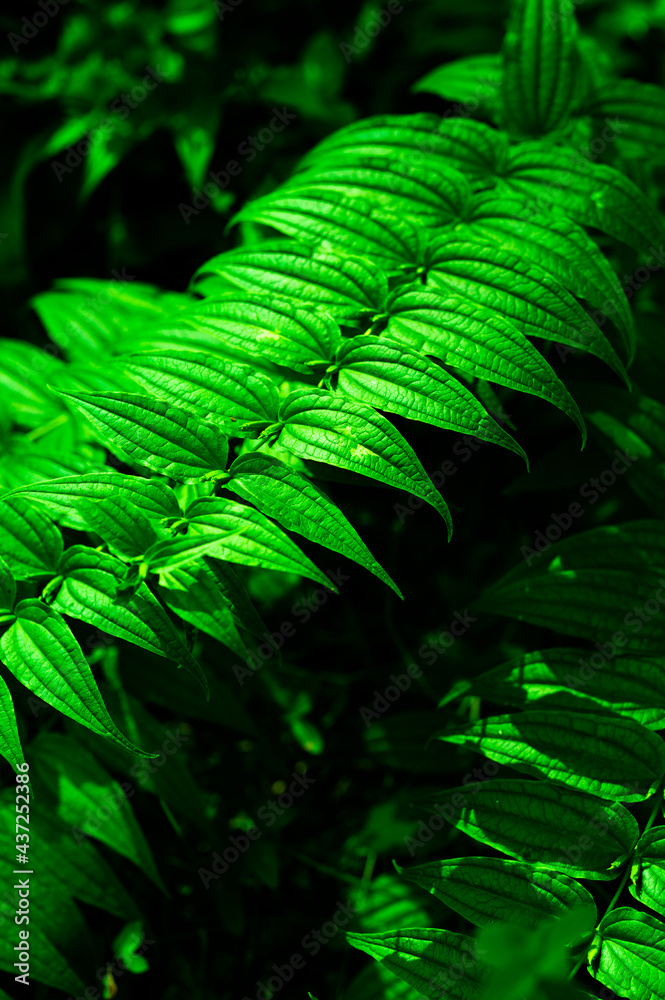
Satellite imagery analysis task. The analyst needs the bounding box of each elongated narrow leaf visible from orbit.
[424,237,628,383]
[118,350,279,430]
[76,496,160,559]
[437,711,665,801]
[579,79,665,160]
[346,927,492,1000]
[500,0,579,137]
[31,733,165,891]
[232,191,421,272]
[412,54,502,111]
[501,143,665,253]
[333,336,526,462]
[226,452,399,594]
[156,558,249,658]
[8,471,181,530]
[277,388,452,536]
[283,155,472,223]
[442,648,665,731]
[397,857,595,930]
[0,599,154,756]
[457,193,635,362]
[54,390,228,482]
[185,495,332,586]
[52,546,208,696]
[588,907,665,1000]
[476,524,665,654]
[175,295,340,373]
[192,240,389,323]
[383,288,586,441]
[630,827,665,916]
[417,778,638,878]
[0,495,63,578]
[0,672,24,771]
[298,114,508,187]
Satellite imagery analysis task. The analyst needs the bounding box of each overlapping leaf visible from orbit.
[277,388,452,535]
[630,827,665,916]
[0,495,63,578]
[417,778,638,878]
[579,79,665,160]
[587,907,665,1000]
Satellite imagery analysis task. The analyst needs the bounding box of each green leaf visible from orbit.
[192,239,389,323]
[143,528,249,574]
[500,0,579,138]
[232,192,420,273]
[277,388,452,536]
[0,598,154,756]
[284,154,472,223]
[579,79,665,160]
[442,648,665,731]
[332,336,527,463]
[424,238,628,384]
[588,906,665,1000]
[176,294,341,373]
[476,522,665,654]
[299,114,508,188]
[436,711,665,801]
[397,857,595,931]
[118,349,280,430]
[630,826,665,916]
[417,778,638,879]
[30,288,121,361]
[500,143,665,254]
[346,927,491,1000]
[8,471,181,530]
[0,672,24,772]
[226,452,399,594]
[53,390,228,482]
[383,288,586,442]
[31,733,165,892]
[0,495,63,579]
[454,192,635,363]
[0,340,68,428]
[184,495,332,586]
[0,555,15,613]
[52,546,209,696]
[76,495,160,559]
[411,54,502,111]
[155,557,250,658]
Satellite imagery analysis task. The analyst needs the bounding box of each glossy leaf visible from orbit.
[588,906,665,1000]
[630,827,665,916]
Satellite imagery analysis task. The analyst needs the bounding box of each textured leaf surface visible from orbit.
[118,350,279,430]
[398,857,595,930]
[424,237,627,383]
[346,927,491,1000]
[192,239,389,323]
[412,54,502,109]
[443,648,665,730]
[0,495,63,578]
[277,388,452,535]
[588,906,665,1000]
[437,711,665,800]
[173,295,341,373]
[579,79,665,160]
[630,827,665,917]
[55,390,228,482]
[384,288,585,440]
[226,452,398,594]
[52,546,208,696]
[0,598,154,756]
[418,778,638,878]
[500,0,579,137]
[333,336,526,461]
